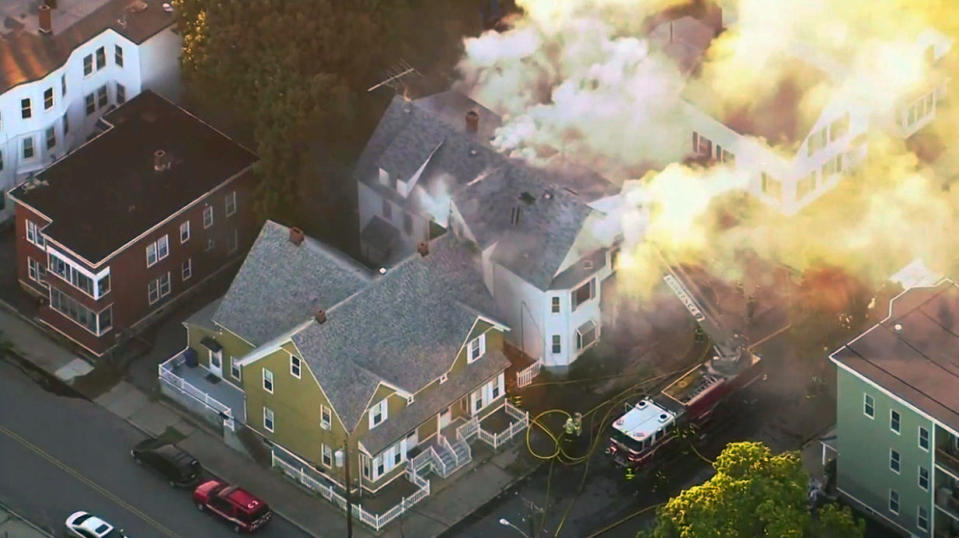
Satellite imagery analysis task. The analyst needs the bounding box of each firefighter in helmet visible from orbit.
[564,412,583,437]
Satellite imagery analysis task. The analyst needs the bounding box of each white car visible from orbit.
[64,511,128,538]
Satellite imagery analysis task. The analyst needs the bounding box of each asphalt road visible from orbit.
[0,359,309,538]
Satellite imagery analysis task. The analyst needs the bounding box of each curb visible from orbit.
[0,499,55,537]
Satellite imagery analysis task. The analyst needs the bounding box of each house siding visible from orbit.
[184,323,254,391]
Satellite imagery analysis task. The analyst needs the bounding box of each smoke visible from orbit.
[455,0,959,301]
[416,173,454,227]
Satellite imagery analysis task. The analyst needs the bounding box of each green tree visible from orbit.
[645,441,864,538]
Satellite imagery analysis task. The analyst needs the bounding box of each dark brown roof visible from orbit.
[11,91,258,263]
[0,0,174,93]
[831,281,959,432]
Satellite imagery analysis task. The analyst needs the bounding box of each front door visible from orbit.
[439,407,452,429]
[209,349,223,377]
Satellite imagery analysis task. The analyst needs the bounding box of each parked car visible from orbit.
[130,438,202,487]
[64,511,127,538]
[193,479,272,533]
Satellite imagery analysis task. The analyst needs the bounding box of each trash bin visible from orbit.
[184,348,199,368]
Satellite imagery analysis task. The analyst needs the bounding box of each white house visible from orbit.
[0,0,181,221]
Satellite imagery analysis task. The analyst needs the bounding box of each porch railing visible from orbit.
[477,399,529,450]
[158,352,233,419]
[456,416,479,442]
[516,357,543,388]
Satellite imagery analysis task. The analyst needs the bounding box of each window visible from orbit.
[918,506,928,531]
[228,229,238,254]
[263,369,274,393]
[551,296,560,313]
[403,213,413,235]
[203,206,214,228]
[830,114,849,142]
[382,199,392,220]
[157,235,169,260]
[572,278,595,310]
[98,306,112,334]
[290,355,301,378]
[576,320,598,350]
[864,394,874,418]
[891,409,901,434]
[83,54,93,76]
[369,399,387,429]
[263,407,274,432]
[61,74,66,96]
[45,126,56,150]
[148,273,171,304]
[230,357,241,380]
[225,191,236,217]
[180,221,190,243]
[919,466,929,490]
[796,173,816,201]
[0,150,3,172]
[552,334,561,354]
[761,173,782,201]
[159,273,171,299]
[62,112,69,135]
[27,257,46,284]
[114,45,123,67]
[21,98,31,119]
[44,87,54,110]
[97,274,110,296]
[322,444,332,467]
[97,85,107,108]
[822,154,843,177]
[321,406,332,430]
[181,258,192,281]
[22,137,34,160]
[468,334,486,363]
[116,83,125,104]
[146,243,157,267]
[890,449,900,473]
[889,490,899,514]
[26,220,45,247]
[919,426,929,451]
[85,94,95,115]
[49,288,105,335]
[95,46,105,70]
[691,131,712,156]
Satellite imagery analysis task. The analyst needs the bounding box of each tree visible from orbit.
[645,441,864,538]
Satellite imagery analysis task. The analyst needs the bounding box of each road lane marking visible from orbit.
[0,425,179,538]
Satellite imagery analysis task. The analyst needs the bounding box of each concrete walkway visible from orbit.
[0,502,53,538]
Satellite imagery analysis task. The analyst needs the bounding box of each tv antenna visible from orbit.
[367,60,421,93]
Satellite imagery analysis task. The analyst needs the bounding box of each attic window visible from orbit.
[519,192,536,205]
[584,259,594,271]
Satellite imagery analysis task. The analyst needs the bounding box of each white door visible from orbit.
[439,407,452,429]
[209,349,223,377]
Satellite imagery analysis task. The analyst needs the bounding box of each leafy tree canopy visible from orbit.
[645,441,864,538]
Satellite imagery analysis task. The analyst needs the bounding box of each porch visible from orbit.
[157,349,245,430]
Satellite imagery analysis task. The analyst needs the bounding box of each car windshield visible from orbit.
[73,514,92,525]
[611,429,646,453]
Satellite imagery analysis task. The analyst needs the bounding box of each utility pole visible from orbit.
[344,441,353,538]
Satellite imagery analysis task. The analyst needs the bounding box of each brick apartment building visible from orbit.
[9,90,258,356]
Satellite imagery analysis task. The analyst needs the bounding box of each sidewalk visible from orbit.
[0,501,53,538]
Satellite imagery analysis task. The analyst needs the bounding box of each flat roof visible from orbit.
[612,399,676,441]
[831,281,959,433]
[0,0,174,93]
[12,91,257,263]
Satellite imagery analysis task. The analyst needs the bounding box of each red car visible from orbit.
[193,479,272,533]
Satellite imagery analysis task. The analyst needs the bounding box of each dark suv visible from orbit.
[130,438,202,487]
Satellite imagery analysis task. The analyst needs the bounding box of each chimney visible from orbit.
[44,0,58,8]
[153,149,170,172]
[417,241,429,257]
[289,227,305,246]
[38,4,52,35]
[315,309,327,324]
[465,110,479,133]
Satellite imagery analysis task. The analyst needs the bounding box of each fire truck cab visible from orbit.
[608,398,678,468]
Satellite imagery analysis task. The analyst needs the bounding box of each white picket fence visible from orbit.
[158,352,234,424]
[476,400,530,450]
[516,357,543,388]
[271,444,430,533]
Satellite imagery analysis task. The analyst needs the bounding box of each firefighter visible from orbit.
[572,412,583,437]
[694,326,705,343]
[563,416,577,440]
[624,466,636,481]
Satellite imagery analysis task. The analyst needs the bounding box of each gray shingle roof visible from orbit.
[213,221,373,345]
[291,233,506,432]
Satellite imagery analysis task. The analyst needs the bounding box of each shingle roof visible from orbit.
[0,0,174,93]
[213,221,373,345]
[291,233,506,432]
[831,281,959,433]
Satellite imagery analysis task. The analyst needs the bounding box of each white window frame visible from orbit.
[114,44,123,67]
[146,242,158,267]
[158,272,171,298]
[571,278,595,310]
[918,465,929,491]
[919,426,929,451]
[263,369,274,393]
[551,296,560,313]
[180,220,190,243]
[47,249,109,299]
[230,357,241,381]
[321,444,332,468]
[203,205,214,229]
[890,409,901,435]
[156,235,169,261]
[290,355,301,379]
[320,405,331,430]
[22,136,35,160]
[889,489,899,514]
[263,407,274,432]
[181,258,192,281]
[864,393,875,419]
[83,54,93,76]
[225,191,237,217]
[917,506,928,531]
[468,334,486,363]
[27,256,46,284]
[43,87,54,110]
[890,449,900,474]
[369,399,388,430]
[148,278,160,305]
[25,219,45,248]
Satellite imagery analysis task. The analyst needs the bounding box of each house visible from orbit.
[356,90,623,368]
[0,0,182,221]
[160,221,529,530]
[648,11,952,215]
[827,280,959,537]
[9,91,258,356]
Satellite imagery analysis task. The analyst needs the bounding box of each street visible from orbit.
[0,359,309,538]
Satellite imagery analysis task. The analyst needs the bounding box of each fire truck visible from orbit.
[606,260,764,470]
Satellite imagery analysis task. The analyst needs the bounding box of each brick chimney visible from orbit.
[417,241,429,257]
[315,309,327,324]
[38,4,52,35]
[153,149,171,172]
[289,227,305,246]
[465,110,479,133]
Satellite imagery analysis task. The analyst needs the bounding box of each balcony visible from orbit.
[939,445,959,479]
[937,485,959,524]
[158,349,245,430]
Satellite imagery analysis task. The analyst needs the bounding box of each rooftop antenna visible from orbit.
[367,60,421,94]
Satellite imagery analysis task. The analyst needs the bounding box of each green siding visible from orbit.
[835,366,935,537]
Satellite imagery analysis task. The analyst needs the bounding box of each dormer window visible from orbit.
[378,168,389,187]
[369,398,388,429]
[468,334,486,363]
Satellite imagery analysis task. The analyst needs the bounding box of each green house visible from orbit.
[829,280,959,538]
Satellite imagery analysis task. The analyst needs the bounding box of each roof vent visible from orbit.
[417,241,429,257]
[465,110,479,133]
[315,309,327,324]
[469,148,478,157]
[378,267,387,275]
[543,190,553,200]
[38,4,52,35]
[289,227,305,246]
[658,413,670,423]
[636,400,647,408]
[893,323,903,332]
[519,192,536,205]
[153,149,171,172]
